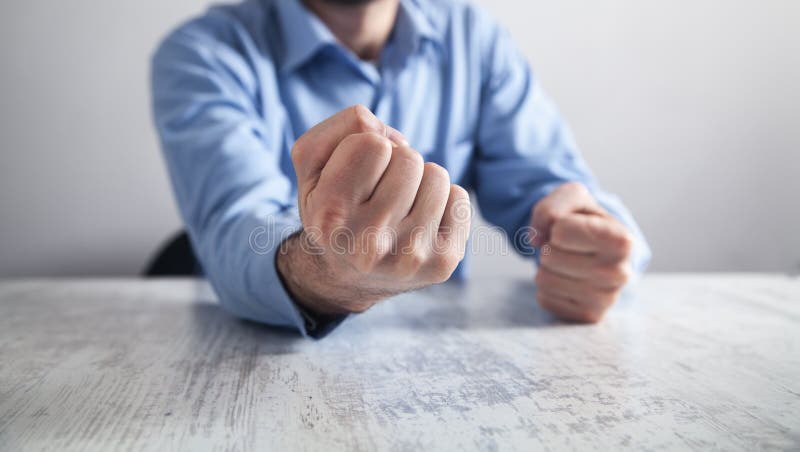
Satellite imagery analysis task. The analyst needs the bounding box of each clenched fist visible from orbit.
[278,105,471,316]
[531,182,634,323]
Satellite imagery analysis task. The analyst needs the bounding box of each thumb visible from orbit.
[292,105,384,199]
[292,105,408,202]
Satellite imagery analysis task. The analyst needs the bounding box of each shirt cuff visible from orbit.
[254,235,348,339]
[203,212,348,340]
[292,299,349,339]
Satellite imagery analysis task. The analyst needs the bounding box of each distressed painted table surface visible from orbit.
[0,274,799,451]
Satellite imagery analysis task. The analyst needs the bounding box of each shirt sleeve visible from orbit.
[151,21,332,337]
[471,12,652,274]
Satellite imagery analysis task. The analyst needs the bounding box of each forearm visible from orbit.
[275,230,399,316]
[184,211,313,333]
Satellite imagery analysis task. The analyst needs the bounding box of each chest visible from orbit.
[265,50,481,185]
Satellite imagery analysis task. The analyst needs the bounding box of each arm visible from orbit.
[151,24,315,335]
[279,106,471,316]
[471,10,651,321]
[153,24,471,336]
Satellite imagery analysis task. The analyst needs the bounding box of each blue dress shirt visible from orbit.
[151,0,651,337]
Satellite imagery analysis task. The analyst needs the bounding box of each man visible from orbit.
[151,0,651,337]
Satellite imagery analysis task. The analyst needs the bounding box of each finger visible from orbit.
[531,182,601,247]
[536,290,605,323]
[315,132,392,205]
[534,267,618,310]
[392,183,468,285]
[385,125,409,148]
[398,163,451,261]
[539,244,632,289]
[292,105,408,196]
[367,145,425,223]
[403,163,451,232]
[550,213,634,261]
[432,185,471,260]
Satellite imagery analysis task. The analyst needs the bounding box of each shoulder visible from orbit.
[412,0,510,69]
[414,0,514,82]
[152,0,276,73]
[414,0,502,37]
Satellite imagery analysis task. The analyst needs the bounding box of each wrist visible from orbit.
[276,231,352,316]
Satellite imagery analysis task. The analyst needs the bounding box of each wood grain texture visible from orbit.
[0,274,799,451]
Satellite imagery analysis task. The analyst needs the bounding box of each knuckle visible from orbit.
[347,104,380,133]
[561,181,590,197]
[453,238,468,261]
[381,142,397,163]
[445,189,472,229]
[393,146,425,171]
[606,262,632,287]
[342,130,391,151]
[429,254,458,283]
[424,162,451,184]
[531,199,549,220]
[435,249,461,270]
[369,136,394,161]
[615,231,635,256]
[449,184,469,202]
[533,200,561,227]
[337,133,392,169]
[290,140,308,167]
[620,262,634,281]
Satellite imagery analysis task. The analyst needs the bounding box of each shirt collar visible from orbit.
[394,0,443,53]
[274,0,338,74]
[274,0,444,74]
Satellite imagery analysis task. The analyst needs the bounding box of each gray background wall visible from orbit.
[1,0,798,276]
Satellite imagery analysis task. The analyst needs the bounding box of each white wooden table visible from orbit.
[0,274,798,451]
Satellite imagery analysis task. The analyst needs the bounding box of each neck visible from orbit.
[302,0,400,61]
